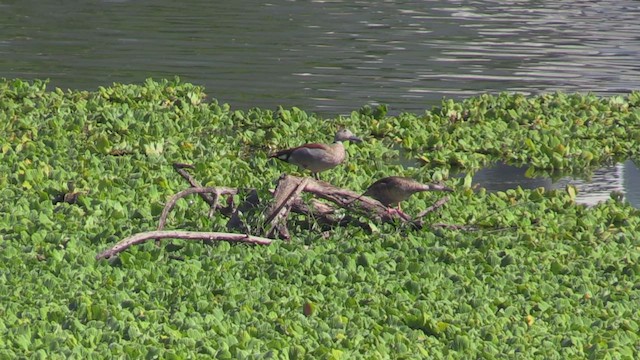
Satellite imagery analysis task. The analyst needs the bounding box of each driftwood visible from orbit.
[264,177,310,240]
[172,163,217,208]
[96,230,273,260]
[269,175,451,227]
[157,186,238,232]
[96,166,454,259]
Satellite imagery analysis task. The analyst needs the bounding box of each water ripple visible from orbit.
[2,0,639,206]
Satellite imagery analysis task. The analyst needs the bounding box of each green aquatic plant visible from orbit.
[0,78,639,358]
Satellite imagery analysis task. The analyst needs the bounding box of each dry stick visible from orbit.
[308,198,337,216]
[268,189,340,225]
[264,177,310,225]
[172,163,217,208]
[415,196,450,220]
[264,177,297,226]
[284,175,398,222]
[264,176,310,239]
[431,223,477,231]
[96,230,273,260]
[263,176,299,239]
[407,196,450,230]
[157,187,238,232]
[303,198,346,225]
[173,162,195,170]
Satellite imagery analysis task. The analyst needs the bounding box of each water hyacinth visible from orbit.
[1,78,639,358]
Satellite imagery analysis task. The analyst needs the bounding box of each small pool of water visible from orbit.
[471,160,640,208]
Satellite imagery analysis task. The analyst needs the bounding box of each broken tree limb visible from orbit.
[264,176,310,239]
[276,174,405,223]
[415,196,450,220]
[155,186,239,246]
[407,196,451,230]
[96,230,274,260]
[95,168,464,260]
[173,163,217,207]
[270,190,342,226]
[264,176,306,226]
[297,198,347,225]
[430,223,478,231]
[157,186,238,232]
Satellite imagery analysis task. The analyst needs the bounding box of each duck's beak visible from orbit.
[349,135,363,143]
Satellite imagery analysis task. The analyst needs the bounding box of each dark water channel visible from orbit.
[2,0,639,207]
[472,160,640,209]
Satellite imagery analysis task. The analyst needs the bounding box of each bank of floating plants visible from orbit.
[1,78,639,359]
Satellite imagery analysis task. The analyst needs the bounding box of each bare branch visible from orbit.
[172,163,216,207]
[96,230,274,260]
[415,196,450,219]
[268,189,341,225]
[282,175,405,223]
[157,187,238,231]
[173,163,195,170]
[264,176,310,239]
[430,223,478,231]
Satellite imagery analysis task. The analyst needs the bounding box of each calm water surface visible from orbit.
[2,0,639,206]
[473,160,640,209]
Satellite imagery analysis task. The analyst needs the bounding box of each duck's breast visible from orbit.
[289,143,344,172]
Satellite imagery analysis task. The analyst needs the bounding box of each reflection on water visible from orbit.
[473,160,640,208]
[1,0,639,206]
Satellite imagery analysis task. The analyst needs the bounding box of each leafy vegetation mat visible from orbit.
[1,78,639,359]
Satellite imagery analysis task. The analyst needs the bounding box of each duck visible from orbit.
[270,129,362,179]
[364,176,446,215]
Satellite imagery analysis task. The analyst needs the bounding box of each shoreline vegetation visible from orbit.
[1,78,639,358]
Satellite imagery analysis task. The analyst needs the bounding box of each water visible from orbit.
[472,160,640,208]
[1,0,639,207]
[3,0,640,114]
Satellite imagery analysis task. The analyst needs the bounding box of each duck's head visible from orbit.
[334,128,362,143]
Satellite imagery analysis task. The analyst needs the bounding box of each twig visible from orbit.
[172,163,216,207]
[415,196,450,220]
[430,223,478,231]
[96,230,274,260]
[157,187,238,232]
[173,163,195,170]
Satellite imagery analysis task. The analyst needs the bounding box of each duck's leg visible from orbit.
[385,206,410,221]
[395,203,411,220]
